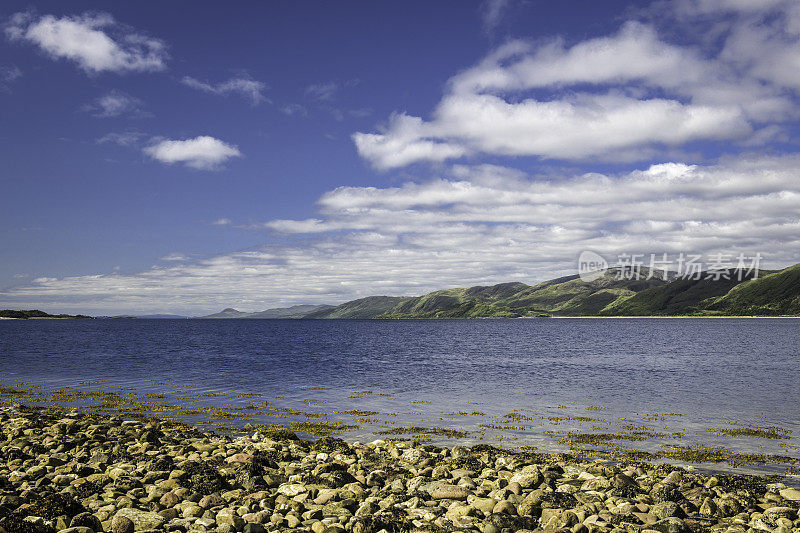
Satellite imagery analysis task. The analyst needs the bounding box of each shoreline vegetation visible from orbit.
[1,405,800,533]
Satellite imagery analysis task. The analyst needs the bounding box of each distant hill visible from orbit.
[198,304,332,319]
[302,296,410,319]
[135,314,190,319]
[376,269,670,318]
[0,309,92,319]
[187,261,800,320]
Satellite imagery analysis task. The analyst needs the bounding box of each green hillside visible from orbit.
[599,269,761,316]
[304,296,411,319]
[702,263,800,315]
[195,262,800,319]
[378,269,668,318]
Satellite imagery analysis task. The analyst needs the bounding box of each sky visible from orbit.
[1,0,800,315]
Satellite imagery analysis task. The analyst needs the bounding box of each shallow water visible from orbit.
[1,318,798,476]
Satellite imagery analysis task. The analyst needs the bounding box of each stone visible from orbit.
[277,483,307,497]
[158,508,178,521]
[779,488,800,501]
[182,505,204,518]
[198,494,224,509]
[469,497,497,514]
[764,507,797,521]
[159,492,179,507]
[651,501,682,519]
[70,512,102,531]
[111,515,135,533]
[114,508,166,531]
[243,525,266,533]
[699,498,716,517]
[651,517,690,533]
[431,484,471,500]
[445,505,473,521]
[216,509,245,529]
[509,472,542,489]
[493,500,516,515]
[226,453,253,464]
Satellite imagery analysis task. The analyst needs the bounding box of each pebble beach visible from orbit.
[2,405,799,533]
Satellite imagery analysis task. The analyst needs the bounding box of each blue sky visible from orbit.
[2,0,800,315]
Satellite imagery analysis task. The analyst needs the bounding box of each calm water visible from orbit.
[1,318,798,477]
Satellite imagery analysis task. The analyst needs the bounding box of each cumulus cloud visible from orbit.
[143,136,241,170]
[5,12,167,73]
[83,90,146,118]
[355,8,800,169]
[2,155,798,314]
[182,76,267,105]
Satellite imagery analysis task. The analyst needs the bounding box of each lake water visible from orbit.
[1,318,798,478]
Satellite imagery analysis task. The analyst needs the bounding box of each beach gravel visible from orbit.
[0,405,799,533]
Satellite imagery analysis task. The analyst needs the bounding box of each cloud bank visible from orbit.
[354,5,800,169]
[2,155,798,314]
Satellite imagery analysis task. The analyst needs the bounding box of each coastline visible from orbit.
[2,405,799,533]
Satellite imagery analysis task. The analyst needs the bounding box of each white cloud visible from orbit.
[305,81,340,101]
[5,12,167,73]
[1,64,22,82]
[3,155,799,314]
[143,136,241,170]
[280,103,308,116]
[0,64,22,92]
[481,0,510,34]
[96,131,147,146]
[182,76,267,105]
[211,218,232,226]
[160,253,189,261]
[84,90,146,118]
[355,10,800,169]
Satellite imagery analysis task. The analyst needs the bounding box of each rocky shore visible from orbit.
[1,406,798,533]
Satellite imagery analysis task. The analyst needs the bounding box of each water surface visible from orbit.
[1,318,798,477]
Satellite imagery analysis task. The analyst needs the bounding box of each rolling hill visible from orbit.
[197,262,800,319]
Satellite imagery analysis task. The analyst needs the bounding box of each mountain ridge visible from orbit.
[196,262,799,319]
